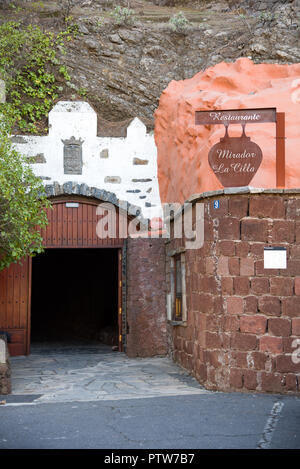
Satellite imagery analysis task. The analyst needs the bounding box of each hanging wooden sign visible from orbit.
[208,125,263,187]
[195,108,279,188]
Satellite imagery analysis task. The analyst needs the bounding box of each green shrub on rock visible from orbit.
[168,11,190,34]
[110,6,136,26]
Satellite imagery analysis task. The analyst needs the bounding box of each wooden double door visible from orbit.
[0,198,125,356]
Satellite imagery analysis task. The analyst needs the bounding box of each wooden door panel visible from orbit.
[43,199,126,248]
[0,258,30,356]
[5,329,27,356]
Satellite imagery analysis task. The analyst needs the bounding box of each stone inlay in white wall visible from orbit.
[12,101,162,218]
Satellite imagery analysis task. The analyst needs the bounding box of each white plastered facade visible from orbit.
[12,101,162,219]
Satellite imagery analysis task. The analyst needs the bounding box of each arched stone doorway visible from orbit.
[0,182,168,358]
[0,183,135,355]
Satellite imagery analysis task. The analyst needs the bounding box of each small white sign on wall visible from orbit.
[264,247,287,269]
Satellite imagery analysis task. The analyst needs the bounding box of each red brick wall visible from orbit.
[166,191,300,394]
[126,238,167,357]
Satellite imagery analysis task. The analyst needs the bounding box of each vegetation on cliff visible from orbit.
[0,118,49,270]
[0,0,298,130]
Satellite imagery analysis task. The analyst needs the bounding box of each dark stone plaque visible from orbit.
[208,126,263,187]
[62,136,84,175]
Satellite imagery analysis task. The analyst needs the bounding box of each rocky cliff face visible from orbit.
[1,0,299,128]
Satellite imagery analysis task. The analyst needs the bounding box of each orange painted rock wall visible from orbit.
[154,58,300,204]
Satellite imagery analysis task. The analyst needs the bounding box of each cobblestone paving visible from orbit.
[10,344,209,404]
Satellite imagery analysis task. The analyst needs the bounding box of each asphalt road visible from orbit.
[0,392,299,450]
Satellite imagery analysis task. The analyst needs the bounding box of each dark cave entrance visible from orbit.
[30,248,119,347]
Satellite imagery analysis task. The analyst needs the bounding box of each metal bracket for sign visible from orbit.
[195,108,285,188]
[275,112,285,188]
